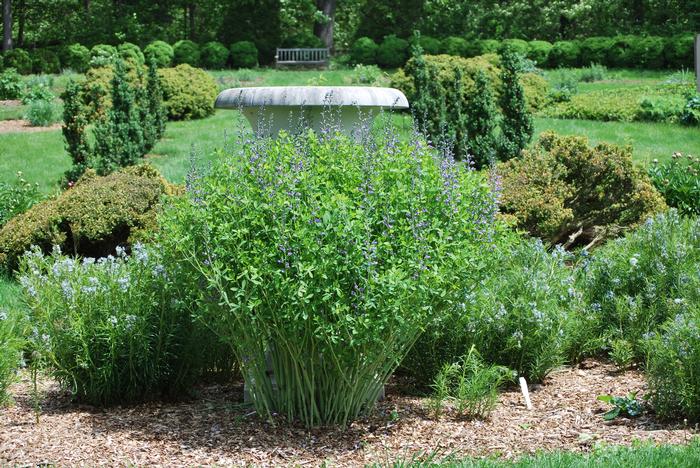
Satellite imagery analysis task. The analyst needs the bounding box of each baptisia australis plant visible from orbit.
[159,118,499,427]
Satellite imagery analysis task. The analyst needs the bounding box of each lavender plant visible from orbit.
[159,120,497,427]
[19,244,234,405]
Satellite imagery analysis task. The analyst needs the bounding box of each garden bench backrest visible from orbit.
[275,48,329,67]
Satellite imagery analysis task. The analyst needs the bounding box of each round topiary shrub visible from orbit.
[159,122,498,427]
[3,48,32,74]
[158,64,218,120]
[527,40,553,66]
[631,36,665,69]
[31,48,61,74]
[500,39,529,57]
[409,35,441,55]
[376,35,409,68]
[664,35,695,69]
[606,35,637,68]
[62,43,90,72]
[230,40,258,68]
[200,41,229,69]
[580,37,613,66]
[144,40,174,68]
[479,39,501,54]
[90,44,118,67]
[118,42,145,65]
[548,40,580,67]
[173,39,201,66]
[350,36,378,65]
[440,36,468,57]
[0,165,178,273]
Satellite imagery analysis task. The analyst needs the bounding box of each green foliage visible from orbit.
[500,39,529,57]
[230,41,258,68]
[542,85,691,123]
[664,35,695,69]
[3,49,32,75]
[646,309,700,422]
[61,80,92,183]
[648,153,700,216]
[574,211,699,362]
[0,165,177,273]
[376,35,409,68]
[21,78,54,104]
[0,68,25,100]
[440,37,468,57]
[580,37,613,66]
[144,59,167,151]
[479,39,501,54]
[414,35,441,55]
[350,64,388,86]
[281,32,323,49]
[63,43,90,72]
[634,36,666,69]
[25,100,58,127]
[498,132,666,247]
[404,235,579,386]
[464,70,498,168]
[220,0,281,65]
[118,42,145,65]
[549,41,580,68]
[144,41,174,68]
[429,346,512,420]
[578,63,608,82]
[200,41,229,69]
[0,303,24,406]
[31,49,61,74]
[89,44,118,67]
[527,40,552,66]
[172,40,201,66]
[609,339,635,370]
[0,172,41,228]
[159,122,496,427]
[498,49,534,161]
[606,36,638,68]
[19,243,234,406]
[680,94,700,126]
[92,60,145,174]
[350,37,378,65]
[597,392,643,420]
[158,64,218,120]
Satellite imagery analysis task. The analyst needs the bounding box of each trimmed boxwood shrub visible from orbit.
[497,132,666,248]
[377,35,409,68]
[200,41,229,69]
[415,35,441,55]
[3,48,32,75]
[350,37,378,65]
[118,42,145,65]
[580,37,613,66]
[440,36,468,57]
[549,40,580,67]
[527,40,553,66]
[173,39,201,66]
[479,39,501,54]
[31,48,61,74]
[230,40,258,68]
[90,44,118,67]
[0,165,179,273]
[500,39,529,57]
[63,43,90,72]
[664,35,694,69]
[144,41,174,68]
[158,64,218,120]
[633,36,665,69]
[606,35,638,68]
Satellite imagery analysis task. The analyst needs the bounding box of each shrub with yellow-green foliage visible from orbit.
[80,62,146,121]
[157,64,218,120]
[498,132,666,248]
[0,165,179,273]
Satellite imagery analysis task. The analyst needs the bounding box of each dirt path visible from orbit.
[0,360,695,466]
[0,119,61,134]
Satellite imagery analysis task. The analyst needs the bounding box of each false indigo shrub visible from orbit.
[648,153,700,216]
[403,234,579,387]
[574,211,700,362]
[646,308,700,422]
[159,123,497,427]
[19,244,235,405]
[25,99,58,127]
[0,304,25,406]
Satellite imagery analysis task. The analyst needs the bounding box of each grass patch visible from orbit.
[535,118,700,164]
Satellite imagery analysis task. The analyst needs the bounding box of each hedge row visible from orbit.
[0,40,260,75]
[351,34,696,70]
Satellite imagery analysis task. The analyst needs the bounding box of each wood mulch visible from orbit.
[0,119,61,134]
[0,360,695,466]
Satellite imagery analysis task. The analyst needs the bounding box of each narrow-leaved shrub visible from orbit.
[159,121,498,427]
[24,99,57,127]
[0,172,41,228]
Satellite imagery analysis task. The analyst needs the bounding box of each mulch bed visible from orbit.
[1,360,695,466]
[0,119,61,134]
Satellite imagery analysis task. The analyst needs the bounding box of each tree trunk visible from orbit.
[313,0,336,51]
[84,0,90,11]
[2,0,12,52]
[17,0,25,48]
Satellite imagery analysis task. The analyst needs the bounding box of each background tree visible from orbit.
[2,0,11,51]
[498,49,534,162]
[313,0,336,50]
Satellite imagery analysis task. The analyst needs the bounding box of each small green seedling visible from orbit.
[597,392,643,420]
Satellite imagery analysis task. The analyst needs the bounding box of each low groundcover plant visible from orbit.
[159,122,498,427]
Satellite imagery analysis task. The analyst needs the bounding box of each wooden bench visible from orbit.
[275,48,329,68]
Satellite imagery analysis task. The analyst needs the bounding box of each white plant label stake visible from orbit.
[519,376,532,410]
